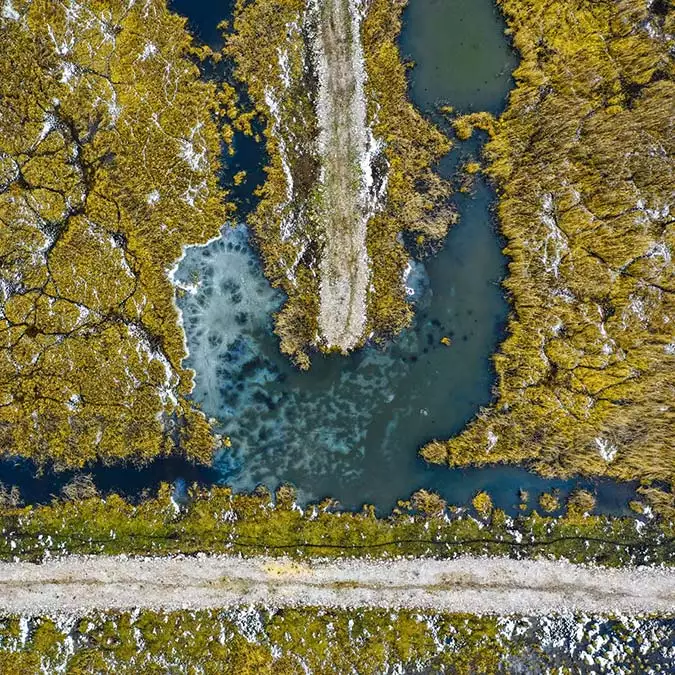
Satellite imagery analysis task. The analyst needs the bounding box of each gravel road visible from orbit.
[315,0,372,351]
[0,555,673,615]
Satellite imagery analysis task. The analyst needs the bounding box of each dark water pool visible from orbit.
[400,0,517,115]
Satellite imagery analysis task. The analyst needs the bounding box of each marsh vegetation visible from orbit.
[1,607,672,673]
[1,0,671,531]
[0,0,232,467]
[0,484,671,566]
[423,0,675,516]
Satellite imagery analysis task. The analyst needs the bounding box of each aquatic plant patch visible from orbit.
[423,0,675,514]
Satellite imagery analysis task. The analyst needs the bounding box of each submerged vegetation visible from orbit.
[225,0,452,367]
[424,0,675,513]
[0,0,233,467]
[0,484,672,566]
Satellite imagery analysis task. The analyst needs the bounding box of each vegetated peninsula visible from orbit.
[0,0,233,467]
[423,0,675,517]
[226,0,454,368]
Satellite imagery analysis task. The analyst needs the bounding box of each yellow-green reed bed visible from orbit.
[423,0,675,513]
[0,0,234,467]
[0,485,672,566]
[2,608,672,674]
[0,611,517,674]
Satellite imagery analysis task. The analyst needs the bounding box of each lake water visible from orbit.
[165,0,637,515]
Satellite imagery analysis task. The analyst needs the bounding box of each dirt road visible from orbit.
[0,555,673,616]
[314,0,373,351]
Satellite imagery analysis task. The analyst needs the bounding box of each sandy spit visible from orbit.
[0,555,673,616]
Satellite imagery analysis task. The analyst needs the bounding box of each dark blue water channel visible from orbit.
[163,0,638,515]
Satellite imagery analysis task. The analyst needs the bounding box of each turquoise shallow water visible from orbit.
[174,220,635,513]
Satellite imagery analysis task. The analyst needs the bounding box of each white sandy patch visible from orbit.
[311,0,379,351]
